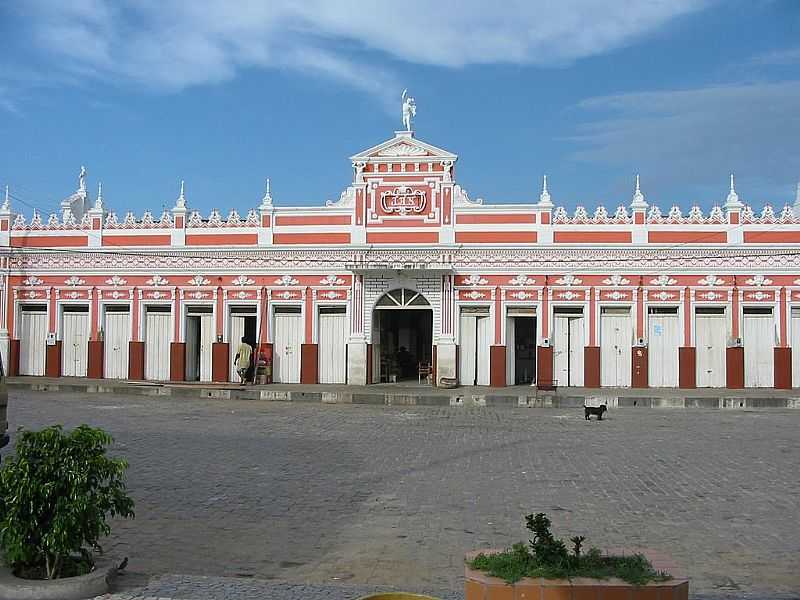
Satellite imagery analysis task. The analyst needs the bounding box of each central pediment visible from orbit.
[350,131,457,161]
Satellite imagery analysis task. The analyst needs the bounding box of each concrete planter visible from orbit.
[0,557,118,600]
[465,549,689,600]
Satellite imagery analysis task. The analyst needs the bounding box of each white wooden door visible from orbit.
[19,308,47,376]
[459,314,477,386]
[792,308,800,387]
[648,313,679,387]
[476,316,491,385]
[554,315,584,387]
[601,310,631,387]
[319,311,347,384]
[505,316,515,386]
[274,312,302,383]
[145,311,171,381]
[199,313,213,382]
[61,310,89,377]
[104,311,130,379]
[744,313,774,388]
[229,315,246,382]
[695,314,726,387]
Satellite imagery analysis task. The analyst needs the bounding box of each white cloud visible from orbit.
[14,0,708,102]
[569,81,800,199]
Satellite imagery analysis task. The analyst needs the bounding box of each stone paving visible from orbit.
[6,391,800,599]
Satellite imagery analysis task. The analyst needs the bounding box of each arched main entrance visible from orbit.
[372,289,433,383]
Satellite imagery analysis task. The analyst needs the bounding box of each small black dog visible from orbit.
[584,404,608,420]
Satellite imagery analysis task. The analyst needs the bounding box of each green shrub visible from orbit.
[469,513,671,585]
[0,425,135,579]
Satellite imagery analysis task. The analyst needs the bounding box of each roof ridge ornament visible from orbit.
[260,177,273,208]
[538,175,553,207]
[95,181,104,210]
[631,173,647,209]
[175,180,186,209]
[724,172,743,209]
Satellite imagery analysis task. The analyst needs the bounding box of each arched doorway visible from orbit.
[373,289,433,383]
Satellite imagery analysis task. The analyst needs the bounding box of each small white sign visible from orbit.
[46,332,56,346]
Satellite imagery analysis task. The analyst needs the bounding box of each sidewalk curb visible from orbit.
[8,379,800,409]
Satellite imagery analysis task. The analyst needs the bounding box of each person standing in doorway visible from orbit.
[234,337,253,385]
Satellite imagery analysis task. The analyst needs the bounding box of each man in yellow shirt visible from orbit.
[234,337,253,385]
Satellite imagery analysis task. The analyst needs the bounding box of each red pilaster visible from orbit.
[732,286,740,340]
[489,345,506,386]
[537,346,553,388]
[366,343,373,384]
[636,286,644,340]
[305,287,313,344]
[683,287,691,346]
[301,343,318,384]
[774,347,791,389]
[90,287,99,340]
[726,347,744,389]
[8,339,19,376]
[216,287,224,340]
[46,341,61,377]
[131,288,140,341]
[170,342,186,381]
[678,347,696,388]
[632,346,648,388]
[584,346,601,388]
[494,287,502,344]
[211,342,229,383]
[780,287,788,346]
[589,288,597,346]
[541,283,549,339]
[128,341,145,380]
[87,340,103,378]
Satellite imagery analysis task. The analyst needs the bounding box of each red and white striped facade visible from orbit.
[2,129,800,389]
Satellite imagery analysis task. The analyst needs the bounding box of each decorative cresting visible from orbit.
[231,275,255,286]
[187,275,211,286]
[554,274,582,286]
[23,276,44,286]
[602,274,630,286]
[508,274,536,286]
[698,274,725,286]
[462,274,488,286]
[64,276,86,287]
[374,288,430,309]
[380,186,427,215]
[745,275,772,286]
[146,275,169,286]
[105,275,127,286]
[320,274,345,286]
[274,275,299,286]
[650,274,677,286]
[377,142,426,157]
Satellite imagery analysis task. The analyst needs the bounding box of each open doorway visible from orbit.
[507,313,537,384]
[185,305,213,382]
[229,306,257,382]
[373,289,433,383]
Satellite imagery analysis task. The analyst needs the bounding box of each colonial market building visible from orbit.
[2,122,800,390]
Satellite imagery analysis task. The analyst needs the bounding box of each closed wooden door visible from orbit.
[104,310,130,379]
[145,311,171,381]
[19,307,47,376]
[743,313,774,387]
[648,312,679,387]
[319,309,347,384]
[273,310,302,383]
[601,310,631,387]
[695,313,726,387]
[61,309,89,377]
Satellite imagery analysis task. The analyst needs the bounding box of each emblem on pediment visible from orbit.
[232,275,255,286]
[377,142,426,157]
[23,276,43,286]
[509,274,536,286]
[26,290,37,299]
[652,291,676,301]
[602,274,630,286]
[105,275,127,286]
[465,290,485,300]
[380,186,426,216]
[275,275,299,286]
[555,274,581,286]
[320,274,345,286]
[557,291,579,300]
[151,291,164,300]
[745,275,772,287]
[236,291,247,299]
[320,291,340,300]
[463,274,488,286]
[700,291,722,300]
[146,275,169,286]
[607,291,627,300]
[64,276,85,287]
[698,275,724,286]
[190,291,208,299]
[509,291,534,300]
[188,275,210,286]
[110,291,123,299]
[747,291,770,300]
[650,275,677,286]
[277,291,297,300]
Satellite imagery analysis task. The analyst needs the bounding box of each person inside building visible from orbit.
[234,336,253,385]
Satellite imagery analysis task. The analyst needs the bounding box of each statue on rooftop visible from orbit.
[401,89,416,132]
[78,165,87,193]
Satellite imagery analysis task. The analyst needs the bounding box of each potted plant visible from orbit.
[0,424,134,599]
[465,513,688,600]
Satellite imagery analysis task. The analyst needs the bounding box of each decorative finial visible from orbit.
[2,185,9,210]
[175,180,186,209]
[538,174,553,207]
[95,181,103,209]
[401,88,417,132]
[78,165,87,194]
[631,173,646,208]
[260,177,273,208]
[725,172,742,209]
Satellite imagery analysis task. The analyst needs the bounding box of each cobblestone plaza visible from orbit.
[7,392,800,598]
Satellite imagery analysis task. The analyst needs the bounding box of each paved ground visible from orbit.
[5,391,800,599]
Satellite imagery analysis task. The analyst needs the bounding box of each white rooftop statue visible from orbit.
[175,180,186,209]
[78,165,87,194]
[401,89,416,132]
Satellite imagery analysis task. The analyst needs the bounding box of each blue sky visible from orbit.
[1,0,798,217]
